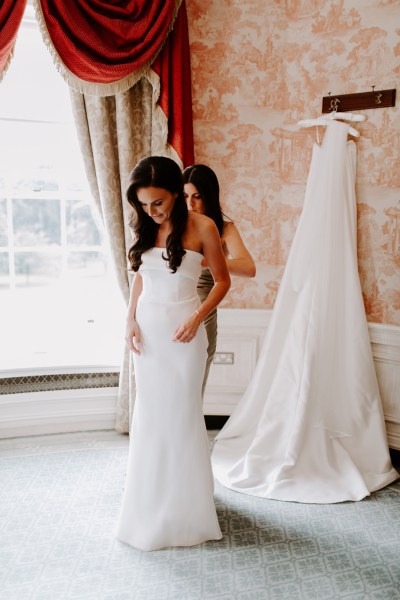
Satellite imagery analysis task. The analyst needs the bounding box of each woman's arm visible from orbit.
[125,272,143,355]
[222,221,256,277]
[172,217,230,343]
[198,218,231,319]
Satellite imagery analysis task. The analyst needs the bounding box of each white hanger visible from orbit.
[298,111,367,139]
[327,112,366,122]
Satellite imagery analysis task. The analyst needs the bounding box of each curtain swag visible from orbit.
[0,0,193,166]
[32,0,194,166]
[33,0,182,95]
[0,0,27,81]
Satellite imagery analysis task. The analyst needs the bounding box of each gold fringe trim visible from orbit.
[33,0,183,97]
[0,44,16,83]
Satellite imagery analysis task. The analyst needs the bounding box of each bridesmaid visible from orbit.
[183,164,256,394]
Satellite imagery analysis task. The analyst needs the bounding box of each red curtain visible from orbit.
[0,0,194,166]
[38,0,194,166]
[152,2,194,168]
[37,0,178,84]
[0,0,27,75]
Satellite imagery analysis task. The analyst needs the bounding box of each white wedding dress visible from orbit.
[212,120,399,503]
[116,247,222,551]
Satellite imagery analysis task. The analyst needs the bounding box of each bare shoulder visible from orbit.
[188,211,218,235]
[184,212,218,252]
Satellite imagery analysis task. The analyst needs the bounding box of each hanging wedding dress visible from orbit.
[212,118,399,503]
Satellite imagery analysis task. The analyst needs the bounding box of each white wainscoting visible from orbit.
[369,323,400,451]
[1,309,399,448]
[0,387,118,439]
[203,309,270,416]
[204,309,400,451]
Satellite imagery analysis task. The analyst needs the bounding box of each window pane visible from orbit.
[0,252,9,287]
[1,121,61,193]
[13,198,61,246]
[66,200,102,246]
[0,5,124,370]
[12,165,59,194]
[0,121,88,196]
[14,251,61,287]
[0,199,7,246]
[0,8,72,124]
[67,251,107,277]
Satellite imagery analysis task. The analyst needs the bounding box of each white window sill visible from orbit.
[0,319,123,378]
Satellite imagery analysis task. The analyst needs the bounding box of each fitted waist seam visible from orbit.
[138,295,200,306]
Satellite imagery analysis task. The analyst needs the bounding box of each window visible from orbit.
[0,5,125,372]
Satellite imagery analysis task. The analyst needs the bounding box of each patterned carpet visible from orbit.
[0,430,400,600]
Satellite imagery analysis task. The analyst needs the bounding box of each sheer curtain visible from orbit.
[1,0,194,432]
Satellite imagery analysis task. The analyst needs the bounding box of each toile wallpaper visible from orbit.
[186,0,400,325]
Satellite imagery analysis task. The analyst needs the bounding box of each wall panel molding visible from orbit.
[1,309,399,449]
[0,388,118,438]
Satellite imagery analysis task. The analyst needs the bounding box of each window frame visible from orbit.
[0,5,124,377]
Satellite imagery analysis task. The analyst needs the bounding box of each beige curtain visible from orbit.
[70,77,167,433]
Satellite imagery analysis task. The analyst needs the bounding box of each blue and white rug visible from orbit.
[0,430,399,600]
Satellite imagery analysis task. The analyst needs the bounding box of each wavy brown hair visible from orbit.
[127,156,188,273]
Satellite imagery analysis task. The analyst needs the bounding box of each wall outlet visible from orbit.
[213,352,234,365]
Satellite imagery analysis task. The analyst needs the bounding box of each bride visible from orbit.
[116,156,230,551]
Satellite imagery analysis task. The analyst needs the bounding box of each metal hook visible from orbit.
[327,91,340,111]
[371,85,382,104]
[329,97,340,112]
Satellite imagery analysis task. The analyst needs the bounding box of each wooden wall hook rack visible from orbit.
[322,89,396,113]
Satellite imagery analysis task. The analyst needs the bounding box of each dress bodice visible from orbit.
[139,247,203,303]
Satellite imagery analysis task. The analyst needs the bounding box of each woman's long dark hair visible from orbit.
[127,156,188,273]
[182,164,224,236]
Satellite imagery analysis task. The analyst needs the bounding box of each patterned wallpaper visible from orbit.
[186,0,400,325]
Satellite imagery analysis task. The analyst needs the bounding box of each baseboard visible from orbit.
[204,415,229,430]
[0,387,118,438]
[389,448,400,469]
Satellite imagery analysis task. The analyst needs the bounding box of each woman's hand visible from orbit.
[172,311,201,343]
[125,319,141,355]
